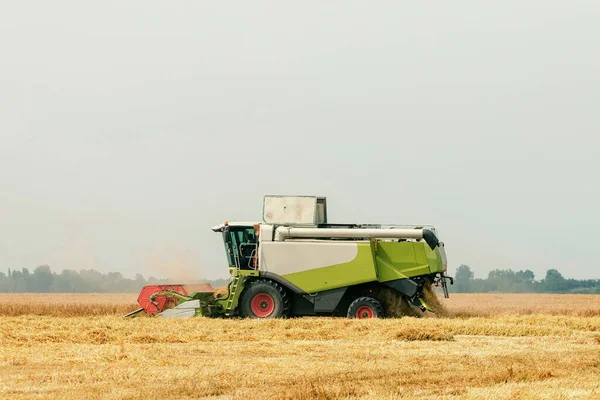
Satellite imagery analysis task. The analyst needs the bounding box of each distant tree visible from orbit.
[50,269,89,293]
[32,265,54,292]
[545,269,563,280]
[488,269,516,282]
[22,268,31,291]
[135,273,146,286]
[543,269,566,292]
[515,270,535,283]
[9,269,23,292]
[79,269,105,291]
[454,265,474,292]
[487,269,514,292]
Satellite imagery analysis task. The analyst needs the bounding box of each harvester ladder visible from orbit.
[224,275,241,316]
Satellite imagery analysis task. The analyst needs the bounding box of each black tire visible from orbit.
[239,279,290,319]
[347,297,384,319]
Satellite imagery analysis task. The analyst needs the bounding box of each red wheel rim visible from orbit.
[356,306,374,319]
[250,293,275,317]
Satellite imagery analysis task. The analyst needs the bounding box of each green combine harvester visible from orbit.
[126,195,452,319]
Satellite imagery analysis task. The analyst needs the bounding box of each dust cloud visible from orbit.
[141,243,207,283]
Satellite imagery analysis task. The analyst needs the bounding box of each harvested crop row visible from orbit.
[2,314,599,347]
[1,314,599,400]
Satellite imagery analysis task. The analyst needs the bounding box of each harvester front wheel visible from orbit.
[239,279,290,319]
[347,297,384,319]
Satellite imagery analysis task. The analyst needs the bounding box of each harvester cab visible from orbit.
[127,195,452,319]
[219,222,260,271]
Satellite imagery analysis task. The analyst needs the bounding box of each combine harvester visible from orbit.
[127,195,452,319]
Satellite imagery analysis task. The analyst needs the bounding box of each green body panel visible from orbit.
[231,268,259,278]
[278,241,443,293]
[282,243,377,293]
[426,246,445,274]
[375,242,431,282]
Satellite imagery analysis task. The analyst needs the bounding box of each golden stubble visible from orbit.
[1,293,600,399]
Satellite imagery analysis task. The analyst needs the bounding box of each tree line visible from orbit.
[451,265,600,294]
[1,264,599,294]
[0,265,227,293]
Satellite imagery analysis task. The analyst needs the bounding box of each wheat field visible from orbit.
[1,293,599,399]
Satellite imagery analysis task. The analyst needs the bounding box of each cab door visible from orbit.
[222,226,258,270]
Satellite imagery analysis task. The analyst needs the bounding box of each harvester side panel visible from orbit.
[375,242,431,282]
[260,241,377,293]
[425,244,446,274]
[260,241,358,274]
[259,239,447,293]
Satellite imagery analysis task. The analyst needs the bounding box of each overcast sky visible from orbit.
[1,1,599,281]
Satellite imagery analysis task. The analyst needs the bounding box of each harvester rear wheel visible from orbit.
[347,297,384,319]
[239,279,290,319]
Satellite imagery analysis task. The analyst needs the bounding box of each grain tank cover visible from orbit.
[263,195,327,226]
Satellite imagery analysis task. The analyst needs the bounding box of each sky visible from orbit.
[1,1,599,281]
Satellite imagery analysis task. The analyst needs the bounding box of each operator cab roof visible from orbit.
[211,221,261,232]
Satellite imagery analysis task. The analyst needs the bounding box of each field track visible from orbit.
[1,293,599,399]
